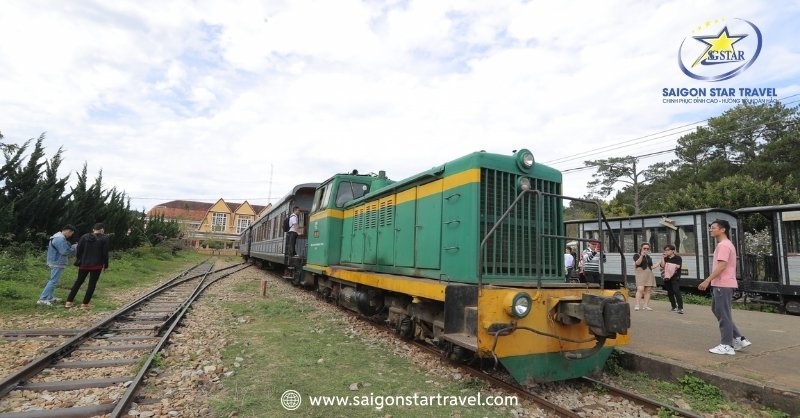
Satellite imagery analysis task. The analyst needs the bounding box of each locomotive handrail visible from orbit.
[477,190,628,291]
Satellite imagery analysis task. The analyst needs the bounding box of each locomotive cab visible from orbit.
[305,171,394,269]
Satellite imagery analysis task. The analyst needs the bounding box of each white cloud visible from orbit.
[0,0,797,212]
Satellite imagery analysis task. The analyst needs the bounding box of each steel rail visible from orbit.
[269,269,687,418]
[109,263,250,417]
[407,340,581,418]
[0,261,215,397]
[580,377,704,418]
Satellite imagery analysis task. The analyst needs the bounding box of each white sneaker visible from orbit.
[709,344,735,355]
[634,305,640,311]
[643,306,653,311]
[734,337,752,351]
[36,299,52,306]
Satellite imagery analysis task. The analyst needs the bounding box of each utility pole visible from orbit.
[268,163,273,205]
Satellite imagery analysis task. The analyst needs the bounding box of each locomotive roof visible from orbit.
[345,149,561,207]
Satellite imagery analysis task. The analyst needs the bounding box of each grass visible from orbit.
[0,247,207,316]
[602,368,791,417]
[210,282,520,417]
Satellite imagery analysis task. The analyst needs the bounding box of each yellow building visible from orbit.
[147,199,269,255]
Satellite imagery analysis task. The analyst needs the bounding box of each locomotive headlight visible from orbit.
[515,149,535,171]
[505,292,532,318]
[518,177,531,191]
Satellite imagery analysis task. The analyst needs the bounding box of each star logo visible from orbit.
[691,27,748,67]
[677,18,762,82]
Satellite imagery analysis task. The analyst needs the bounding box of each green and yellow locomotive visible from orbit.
[298,149,630,383]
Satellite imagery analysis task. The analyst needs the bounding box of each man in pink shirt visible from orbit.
[698,219,752,355]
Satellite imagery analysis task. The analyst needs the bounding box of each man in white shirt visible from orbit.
[564,246,574,281]
[286,206,300,257]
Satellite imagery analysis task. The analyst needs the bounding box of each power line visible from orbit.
[561,148,676,174]
[557,97,800,171]
[544,94,800,167]
[544,121,702,165]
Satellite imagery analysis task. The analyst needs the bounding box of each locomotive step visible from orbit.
[441,333,478,351]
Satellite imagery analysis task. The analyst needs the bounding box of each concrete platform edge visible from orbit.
[615,348,800,416]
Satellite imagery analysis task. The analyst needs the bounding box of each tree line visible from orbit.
[0,131,180,251]
[568,102,800,219]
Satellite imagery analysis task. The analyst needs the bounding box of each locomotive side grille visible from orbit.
[354,207,365,231]
[379,198,394,226]
[480,168,561,279]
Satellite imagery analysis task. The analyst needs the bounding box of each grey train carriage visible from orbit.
[565,208,739,290]
[238,183,319,269]
[736,204,800,314]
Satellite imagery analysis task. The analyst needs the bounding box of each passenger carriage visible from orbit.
[736,204,800,314]
[238,183,319,269]
[565,209,740,290]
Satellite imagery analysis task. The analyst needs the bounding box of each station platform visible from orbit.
[615,299,800,415]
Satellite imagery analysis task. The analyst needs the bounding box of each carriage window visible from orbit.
[786,221,800,253]
[633,228,645,250]
[623,230,635,253]
[603,230,621,252]
[676,225,696,255]
[335,182,370,208]
[653,227,670,251]
[644,228,656,248]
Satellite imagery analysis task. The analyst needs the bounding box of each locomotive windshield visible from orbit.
[335,181,369,208]
[311,184,333,213]
[310,180,371,211]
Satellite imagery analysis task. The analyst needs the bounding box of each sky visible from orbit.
[1,0,799,212]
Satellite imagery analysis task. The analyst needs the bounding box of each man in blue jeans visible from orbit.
[38,224,77,306]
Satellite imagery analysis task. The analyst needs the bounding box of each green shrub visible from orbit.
[0,283,22,299]
[678,374,726,412]
[604,350,624,375]
[129,246,150,258]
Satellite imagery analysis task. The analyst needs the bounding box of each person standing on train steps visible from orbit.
[658,244,684,314]
[37,224,78,306]
[286,206,301,258]
[699,219,752,355]
[633,243,656,311]
[65,223,110,309]
[581,240,605,284]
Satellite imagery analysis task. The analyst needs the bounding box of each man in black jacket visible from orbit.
[65,223,110,309]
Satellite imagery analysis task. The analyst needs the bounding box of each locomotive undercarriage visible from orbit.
[305,272,466,358]
[292,270,631,384]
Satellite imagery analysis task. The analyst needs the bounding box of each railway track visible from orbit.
[0,261,250,417]
[405,340,704,418]
[264,268,704,417]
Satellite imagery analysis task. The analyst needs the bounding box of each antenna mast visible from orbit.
[268,163,273,205]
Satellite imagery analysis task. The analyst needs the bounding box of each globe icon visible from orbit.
[281,390,302,411]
